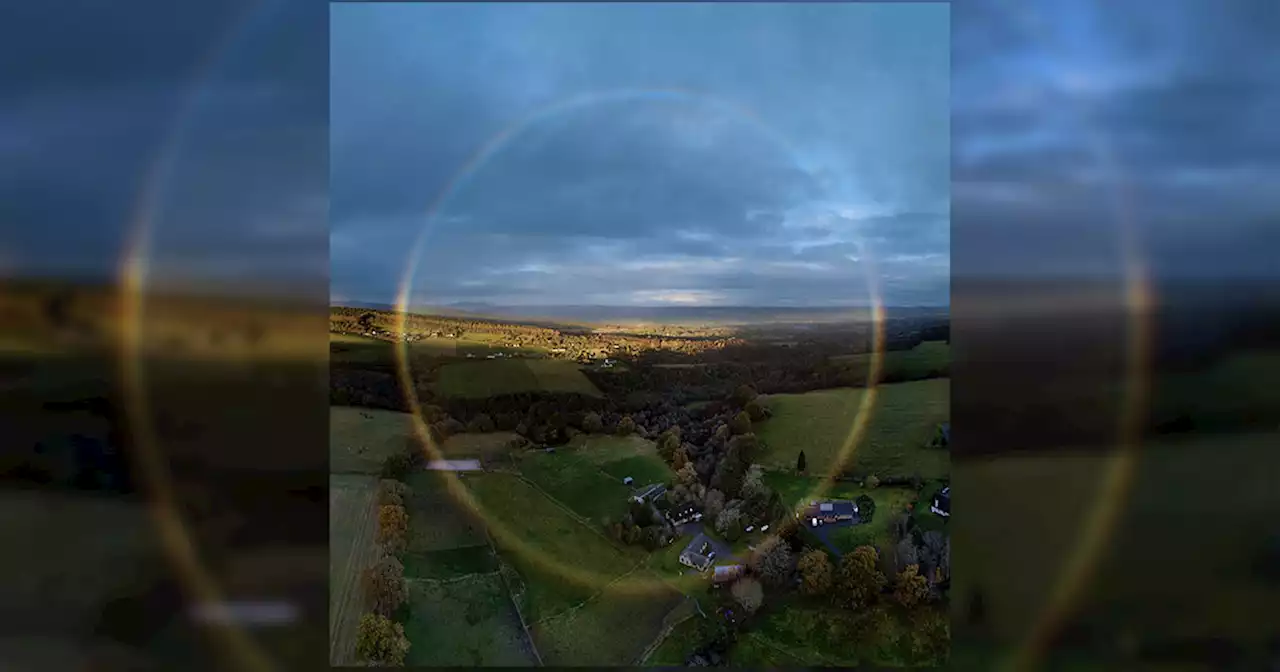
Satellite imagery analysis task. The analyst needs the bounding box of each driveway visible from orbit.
[675,522,740,563]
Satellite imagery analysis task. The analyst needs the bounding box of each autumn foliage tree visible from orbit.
[377,479,410,507]
[893,564,931,609]
[797,549,834,596]
[616,415,637,436]
[836,545,886,608]
[355,612,410,666]
[362,552,407,617]
[729,411,752,436]
[749,535,796,588]
[376,504,409,556]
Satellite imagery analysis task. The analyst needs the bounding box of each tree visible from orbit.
[582,411,603,434]
[796,450,807,474]
[855,494,875,522]
[657,431,680,461]
[798,549,834,596]
[376,504,409,555]
[715,504,743,536]
[750,536,796,587]
[896,538,920,574]
[466,413,495,433]
[357,312,377,332]
[362,552,407,617]
[836,546,886,608]
[865,474,880,489]
[732,383,758,407]
[713,424,730,441]
[380,453,410,480]
[377,479,410,507]
[355,612,409,666]
[740,464,768,503]
[703,489,726,520]
[616,415,637,436]
[676,463,699,487]
[673,446,690,470]
[729,411,752,436]
[907,607,950,666]
[744,400,767,422]
[894,564,930,608]
[730,576,764,613]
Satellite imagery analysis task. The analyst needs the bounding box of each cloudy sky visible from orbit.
[4,1,1275,306]
[330,3,950,308]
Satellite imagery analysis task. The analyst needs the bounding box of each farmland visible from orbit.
[402,573,539,666]
[328,473,380,665]
[831,339,950,381]
[533,572,684,665]
[435,358,603,399]
[754,378,950,480]
[330,406,416,475]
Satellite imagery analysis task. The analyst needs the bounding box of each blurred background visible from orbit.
[0,0,1277,669]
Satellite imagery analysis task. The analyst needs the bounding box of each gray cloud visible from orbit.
[331,3,950,307]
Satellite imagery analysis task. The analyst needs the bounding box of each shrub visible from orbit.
[355,612,409,666]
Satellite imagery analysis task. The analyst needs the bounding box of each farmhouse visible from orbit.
[797,500,858,527]
[931,486,951,517]
[712,564,745,583]
[679,534,716,571]
[426,459,482,471]
[632,482,667,503]
[668,503,702,525]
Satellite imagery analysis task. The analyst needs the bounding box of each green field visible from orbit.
[436,359,603,399]
[329,473,380,665]
[517,449,634,526]
[402,470,489,554]
[954,432,1280,654]
[402,574,539,666]
[573,434,675,487]
[832,340,950,380]
[754,379,949,480]
[462,473,639,623]
[330,406,415,475]
[533,570,683,665]
[644,610,707,666]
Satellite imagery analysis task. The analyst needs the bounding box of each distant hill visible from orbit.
[331,301,949,326]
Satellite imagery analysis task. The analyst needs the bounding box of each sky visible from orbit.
[2,1,1276,305]
[330,3,951,308]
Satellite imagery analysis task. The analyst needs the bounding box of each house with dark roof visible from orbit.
[931,486,950,517]
[668,503,702,525]
[679,534,715,571]
[796,500,858,527]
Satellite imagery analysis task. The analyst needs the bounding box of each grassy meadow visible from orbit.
[435,358,603,399]
[533,572,684,665]
[755,378,950,480]
[831,339,951,381]
[402,573,539,666]
[330,406,417,475]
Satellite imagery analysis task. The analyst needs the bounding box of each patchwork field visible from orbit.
[330,406,415,475]
[435,358,602,399]
[831,339,950,381]
[329,473,380,665]
[402,573,539,666]
[754,378,950,480]
[461,473,639,623]
[533,571,684,665]
[954,432,1280,654]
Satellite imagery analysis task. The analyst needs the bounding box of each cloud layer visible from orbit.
[331,3,950,307]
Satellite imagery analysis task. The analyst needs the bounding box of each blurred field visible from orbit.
[832,339,951,380]
[953,431,1280,660]
[755,379,950,480]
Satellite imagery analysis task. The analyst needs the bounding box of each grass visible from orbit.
[439,431,523,458]
[402,574,539,666]
[953,432,1280,652]
[435,359,602,399]
[516,449,634,526]
[533,570,684,665]
[600,455,675,486]
[330,406,415,475]
[461,473,638,623]
[831,340,950,380]
[328,473,380,665]
[402,470,489,552]
[403,545,499,580]
[644,610,707,666]
[754,378,950,480]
